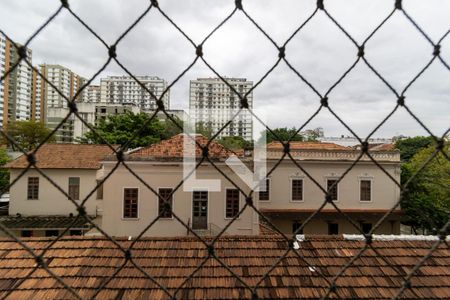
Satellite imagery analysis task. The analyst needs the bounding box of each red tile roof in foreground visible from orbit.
[267,141,351,151]
[5,144,114,169]
[0,236,448,299]
[126,134,242,160]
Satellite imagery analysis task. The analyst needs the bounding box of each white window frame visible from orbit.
[122,187,139,220]
[224,187,241,220]
[157,187,174,220]
[290,177,304,202]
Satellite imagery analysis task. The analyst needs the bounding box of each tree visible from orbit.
[0,148,10,192]
[258,127,304,144]
[161,116,184,140]
[78,112,166,149]
[401,143,450,234]
[395,136,434,162]
[195,121,213,139]
[3,121,55,151]
[217,136,253,151]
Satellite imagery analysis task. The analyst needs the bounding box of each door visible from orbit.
[192,191,208,230]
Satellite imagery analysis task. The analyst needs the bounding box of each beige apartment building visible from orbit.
[2,144,113,237]
[1,135,401,238]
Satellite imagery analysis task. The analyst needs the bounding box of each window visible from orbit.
[158,188,173,218]
[69,230,83,236]
[292,221,303,234]
[291,179,303,201]
[96,180,104,200]
[45,230,59,237]
[258,178,270,201]
[68,177,80,200]
[123,188,138,218]
[225,189,240,218]
[21,230,33,237]
[27,177,39,200]
[360,180,371,201]
[328,223,339,235]
[327,179,338,201]
[361,222,372,234]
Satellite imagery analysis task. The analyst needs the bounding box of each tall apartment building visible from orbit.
[189,77,253,141]
[33,64,87,141]
[0,33,34,128]
[99,76,170,110]
[86,85,101,103]
[35,64,87,109]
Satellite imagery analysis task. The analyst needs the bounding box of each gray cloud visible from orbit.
[1,0,449,138]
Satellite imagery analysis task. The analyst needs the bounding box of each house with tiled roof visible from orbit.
[1,144,114,237]
[100,134,258,237]
[259,141,402,235]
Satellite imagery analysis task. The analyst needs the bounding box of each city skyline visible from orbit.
[0,0,449,139]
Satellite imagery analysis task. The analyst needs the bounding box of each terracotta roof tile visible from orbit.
[0,236,448,299]
[5,144,114,169]
[126,134,241,161]
[0,216,92,230]
[267,141,351,151]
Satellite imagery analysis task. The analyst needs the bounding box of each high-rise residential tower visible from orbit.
[99,75,170,110]
[189,77,253,141]
[0,33,34,128]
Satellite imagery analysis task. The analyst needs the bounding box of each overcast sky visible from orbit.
[1,0,449,138]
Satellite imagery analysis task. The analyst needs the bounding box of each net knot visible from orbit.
[357,45,365,57]
[317,0,324,10]
[320,97,328,107]
[27,153,36,165]
[433,45,440,56]
[397,96,405,106]
[151,0,159,8]
[278,46,285,59]
[240,97,249,109]
[108,45,117,58]
[235,0,243,10]
[196,45,203,57]
[156,99,165,110]
[60,0,69,8]
[18,46,27,59]
[395,0,402,10]
[68,101,78,113]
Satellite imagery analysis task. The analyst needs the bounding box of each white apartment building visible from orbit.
[0,33,34,127]
[189,77,253,141]
[100,76,170,110]
[86,85,101,103]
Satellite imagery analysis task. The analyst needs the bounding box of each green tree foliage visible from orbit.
[395,136,434,162]
[3,121,55,151]
[401,143,450,233]
[0,148,10,192]
[79,112,166,149]
[195,121,213,139]
[161,116,184,139]
[258,127,304,144]
[217,136,253,151]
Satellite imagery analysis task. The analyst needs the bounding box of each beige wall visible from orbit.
[101,162,259,237]
[9,169,102,216]
[269,218,400,235]
[258,160,401,210]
